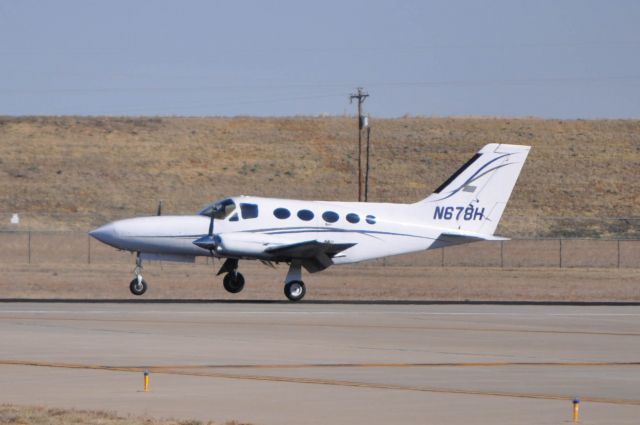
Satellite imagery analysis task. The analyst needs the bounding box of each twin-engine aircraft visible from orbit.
[90,143,530,301]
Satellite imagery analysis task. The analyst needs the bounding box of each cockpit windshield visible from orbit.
[198,198,237,220]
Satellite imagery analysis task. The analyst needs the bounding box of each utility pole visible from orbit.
[364,120,371,202]
[349,87,369,201]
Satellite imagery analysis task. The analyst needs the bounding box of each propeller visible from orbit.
[193,205,222,253]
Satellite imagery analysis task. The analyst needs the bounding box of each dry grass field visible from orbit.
[0,404,246,425]
[1,262,638,302]
[1,116,639,237]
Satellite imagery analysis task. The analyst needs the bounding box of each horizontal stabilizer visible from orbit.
[431,232,508,249]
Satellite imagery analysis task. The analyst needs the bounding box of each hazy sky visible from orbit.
[1,0,639,118]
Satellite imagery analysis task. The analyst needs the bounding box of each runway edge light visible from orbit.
[572,398,580,423]
[144,369,150,392]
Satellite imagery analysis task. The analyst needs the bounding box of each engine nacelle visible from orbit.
[216,233,292,258]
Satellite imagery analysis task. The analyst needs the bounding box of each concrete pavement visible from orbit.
[1,303,639,424]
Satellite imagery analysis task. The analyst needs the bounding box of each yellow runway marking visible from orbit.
[164,369,640,407]
[1,359,639,406]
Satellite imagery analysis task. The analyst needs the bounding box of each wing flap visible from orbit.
[265,240,356,273]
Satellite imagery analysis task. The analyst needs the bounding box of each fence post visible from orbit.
[559,238,562,268]
[28,231,31,264]
[500,240,504,268]
[617,239,620,268]
[87,234,91,265]
[441,247,445,267]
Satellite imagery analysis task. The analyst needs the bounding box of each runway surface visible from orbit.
[1,303,639,424]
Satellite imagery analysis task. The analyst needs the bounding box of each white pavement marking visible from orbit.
[1,309,640,317]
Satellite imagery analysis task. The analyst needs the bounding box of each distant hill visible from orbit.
[1,116,638,238]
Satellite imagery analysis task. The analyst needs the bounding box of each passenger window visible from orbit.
[346,213,360,224]
[229,213,239,222]
[273,208,291,219]
[240,203,259,219]
[366,215,376,224]
[297,209,314,221]
[322,211,339,223]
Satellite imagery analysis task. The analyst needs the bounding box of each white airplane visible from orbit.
[90,143,530,301]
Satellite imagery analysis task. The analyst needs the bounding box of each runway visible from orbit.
[1,303,639,424]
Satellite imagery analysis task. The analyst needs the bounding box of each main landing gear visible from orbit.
[283,262,306,302]
[130,253,147,296]
[218,258,245,294]
[284,281,306,301]
[223,271,245,293]
[217,258,307,301]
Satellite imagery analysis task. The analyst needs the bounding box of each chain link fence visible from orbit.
[1,213,639,239]
[1,231,638,268]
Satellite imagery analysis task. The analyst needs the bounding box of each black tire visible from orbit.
[223,272,245,294]
[129,278,147,296]
[284,280,306,302]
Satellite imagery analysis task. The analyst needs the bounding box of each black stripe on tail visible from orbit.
[433,153,482,194]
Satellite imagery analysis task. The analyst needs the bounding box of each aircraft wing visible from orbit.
[265,240,356,273]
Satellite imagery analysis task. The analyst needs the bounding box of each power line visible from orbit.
[83,93,347,115]
[3,75,640,95]
[3,40,640,56]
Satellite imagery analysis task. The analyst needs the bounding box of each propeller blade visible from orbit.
[194,205,222,252]
[208,212,214,236]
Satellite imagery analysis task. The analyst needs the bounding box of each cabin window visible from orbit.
[240,203,259,219]
[366,215,376,224]
[322,211,339,223]
[346,213,360,224]
[297,209,314,221]
[229,213,239,222]
[273,208,291,219]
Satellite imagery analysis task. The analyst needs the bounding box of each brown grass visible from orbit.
[0,116,639,237]
[0,404,251,425]
[1,262,638,302]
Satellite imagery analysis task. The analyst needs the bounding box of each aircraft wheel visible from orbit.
[129,278,148,296]
[284,280,306,302]
[223,272,245,294]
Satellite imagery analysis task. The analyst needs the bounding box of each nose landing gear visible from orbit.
[129,253,148,296]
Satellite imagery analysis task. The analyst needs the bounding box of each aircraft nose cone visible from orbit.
[89,222,118,246]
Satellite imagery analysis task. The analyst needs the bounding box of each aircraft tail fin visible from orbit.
[413,143,530,235]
